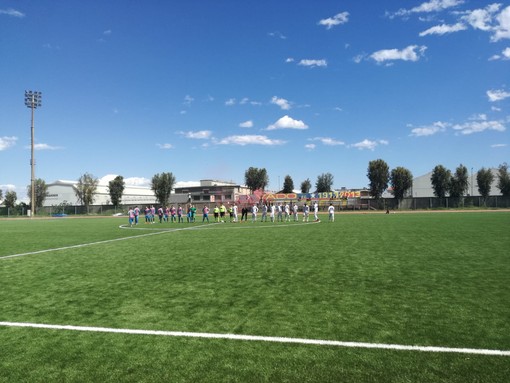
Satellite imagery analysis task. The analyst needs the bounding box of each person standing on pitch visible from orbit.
[293,203,299,221]
[128,207,135,227]
[303,203,310,222]
[134,206,140,225]
[313,201,319,221]
[261,203,268,222]
[233,203,238,222]
[202,205,210,223]
[328,203,335,222]
[251,204,259,222]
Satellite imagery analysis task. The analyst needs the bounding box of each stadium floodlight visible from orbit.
[25,90,42,217]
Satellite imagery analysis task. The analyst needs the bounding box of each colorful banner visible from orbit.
[262,191,361,201]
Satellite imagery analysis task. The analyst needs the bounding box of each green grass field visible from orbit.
[1,212,509,382]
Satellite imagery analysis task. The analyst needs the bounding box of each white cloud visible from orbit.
[389,0,464,18]
[239,120,253,128]
[370,45,427,63]
[178,130,212,139]
[462,4,501,32]
[489,47,510,60]
[310,137,345,146]
[157,143,174,149]
[351,139,388,151]
[215,135,285,146]
[271,96,291,110]
[34,143,63,150]
[183,95,194,106]
[0,184,16,191]
[491,143,507,148]
[225,98,236,106]
[266,115,308,131]
[318,12,349,29]
[305,144,316,151]
[493,5,510,41]
[298,59,328,68]
[0,8,25,17]
[452,118,506,135]
[410,121,450,136]
[487,89,510,102]
[268,31,287,39]
[419,22,467,36]
[286,57,295,63]
[353,54,366,63]
[0,136,17,150]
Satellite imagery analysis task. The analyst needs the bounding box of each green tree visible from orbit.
[315,173,334,193]
[108,175,125,207]
[244,167,269,192]
[74,173,99,213]
[27,178,49,211]
[151,172,176,207]
[0,189,3,203]
[4,190,17,208]
[476,167,494,203]
[367,159,389,199]
[449,164,469,201]
[496,163,510,197]
[281,175,294,193]
[390,167,413,205]
[430,165,451,198]
[300,178,312,193]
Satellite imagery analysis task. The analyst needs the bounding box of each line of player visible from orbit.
[127,202,335,227]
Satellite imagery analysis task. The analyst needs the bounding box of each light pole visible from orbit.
[25,90,42,217]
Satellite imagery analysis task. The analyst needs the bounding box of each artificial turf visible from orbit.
[0,212,509,382]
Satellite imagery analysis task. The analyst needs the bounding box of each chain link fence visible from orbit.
[1,196,509,218]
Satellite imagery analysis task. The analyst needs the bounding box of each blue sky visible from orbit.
[1,0,509,201]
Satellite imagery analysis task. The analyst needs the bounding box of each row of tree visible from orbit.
[245,161,510,203]
[2,162,509,212]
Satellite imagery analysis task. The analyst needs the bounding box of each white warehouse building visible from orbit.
[44,180,157,207]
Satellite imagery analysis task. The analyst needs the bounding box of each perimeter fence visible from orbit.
[1,196,509,218]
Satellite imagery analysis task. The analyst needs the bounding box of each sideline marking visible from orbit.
[0,321,508,356]
[0,225,206,261]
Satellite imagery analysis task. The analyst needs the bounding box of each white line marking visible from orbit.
[0,225,204,260]
[0,321,508,356]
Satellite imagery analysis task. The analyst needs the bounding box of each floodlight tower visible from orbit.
[25,90,42,217]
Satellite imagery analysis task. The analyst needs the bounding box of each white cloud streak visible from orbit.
[270,96,291,110]
[389,0,464,18]
[178,130,212,139]
[239,120,253,128]
[215,135,285,146]
[487,89,510,102]
[298,59,328,68]
[318,12,349,29]
[351,139,388,151]
[0,8,25,17]
[419,22,467,36]
[310,137,345,146]
[370,45,427,63]
[0,136,17,150]
[409,121,450,137]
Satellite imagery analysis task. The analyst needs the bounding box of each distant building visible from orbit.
[174,179,251,204]
[44,180,157,206]
[44,179,251,207]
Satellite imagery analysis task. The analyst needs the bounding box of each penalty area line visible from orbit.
[0,321,509,356]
